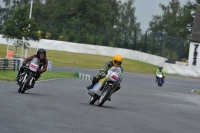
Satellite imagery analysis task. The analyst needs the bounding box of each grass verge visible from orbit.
[0,44,158,74]
[0,71,77,82]
[195,90,200,95]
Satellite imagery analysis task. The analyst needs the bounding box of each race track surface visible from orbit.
[0,66,200,133]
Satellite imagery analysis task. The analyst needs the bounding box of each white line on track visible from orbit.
[36,78,63,82]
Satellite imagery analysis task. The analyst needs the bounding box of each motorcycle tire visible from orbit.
[89,96,97,105]
[18,85,23,93]
[98,85,112,107]
[21,75,32,93]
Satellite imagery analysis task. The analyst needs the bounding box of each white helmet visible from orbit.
[158,65,162,69]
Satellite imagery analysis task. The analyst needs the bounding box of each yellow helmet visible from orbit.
[112,54,123,67]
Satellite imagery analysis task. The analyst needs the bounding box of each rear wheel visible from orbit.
[21,75,32,93]
[89,96,97,105]
[98,86,112,107]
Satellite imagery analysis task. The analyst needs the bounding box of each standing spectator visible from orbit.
[7,49,14,58]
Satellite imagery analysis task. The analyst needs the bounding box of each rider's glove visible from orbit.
[22,62,26,66]
[38,69,43,74]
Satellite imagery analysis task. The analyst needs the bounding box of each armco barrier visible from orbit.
[0,58,15,70]
[0,58,52,71]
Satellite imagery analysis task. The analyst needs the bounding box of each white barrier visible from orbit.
[163,63,200,78]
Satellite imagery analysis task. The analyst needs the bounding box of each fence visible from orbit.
[0,58,52,71]
[139,31,188,62]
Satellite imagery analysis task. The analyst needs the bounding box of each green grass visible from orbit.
[196,90,200,95]
[0,71,77,82]
[0,44,158,74]
[0,44,7,58]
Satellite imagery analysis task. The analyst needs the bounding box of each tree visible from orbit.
[2,5,40,41]
[117,0,140,48]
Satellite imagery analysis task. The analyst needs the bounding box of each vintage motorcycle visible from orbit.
[17,58,40,93]
[88,66,122,107]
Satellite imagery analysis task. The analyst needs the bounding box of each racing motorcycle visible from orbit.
[88,66,122,107]
[156,72,164,87]
[17,58,40,93]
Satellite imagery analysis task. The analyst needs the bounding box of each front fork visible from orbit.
[22,74,27,84]
[20,73,35,88]
[28,73,36,88]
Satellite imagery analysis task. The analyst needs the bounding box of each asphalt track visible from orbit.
[0,66,200,133]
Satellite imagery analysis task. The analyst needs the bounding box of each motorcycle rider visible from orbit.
[15,49,48,88]
[87,54,123,101]
[155,66,165,83]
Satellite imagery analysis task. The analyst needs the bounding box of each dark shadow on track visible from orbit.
[9,91,48,97]
[79,102,119,110]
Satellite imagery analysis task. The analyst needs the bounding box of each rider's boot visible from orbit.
[108,85,121,101]
[15,72,21,82]
[87,84,94,90]
[15,75,20,82]
[87,76,99,90]
[16,66,24,82]
[31,80,35,88]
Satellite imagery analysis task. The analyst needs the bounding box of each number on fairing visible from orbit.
[29,63,38,72]
[110,73,119,81]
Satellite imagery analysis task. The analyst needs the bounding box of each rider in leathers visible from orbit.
[87,54,123,101]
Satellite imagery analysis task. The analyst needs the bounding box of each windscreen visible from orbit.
[30,58,40,66]
[108,66,122,76]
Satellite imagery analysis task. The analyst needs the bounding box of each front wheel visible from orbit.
[157,78,162,86]
[21,75,32,93]
[98,86,113,107]
[89,96,97,105]
[158,83,162,87]
[18,85,23,93]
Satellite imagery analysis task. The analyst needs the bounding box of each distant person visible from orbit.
[7,49,14,58]
[16,49,48,88]
[155,66,166,83]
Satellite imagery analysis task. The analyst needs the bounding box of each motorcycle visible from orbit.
[17,58,40,93]
[88,66,122,107]
[156,72,164,87]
